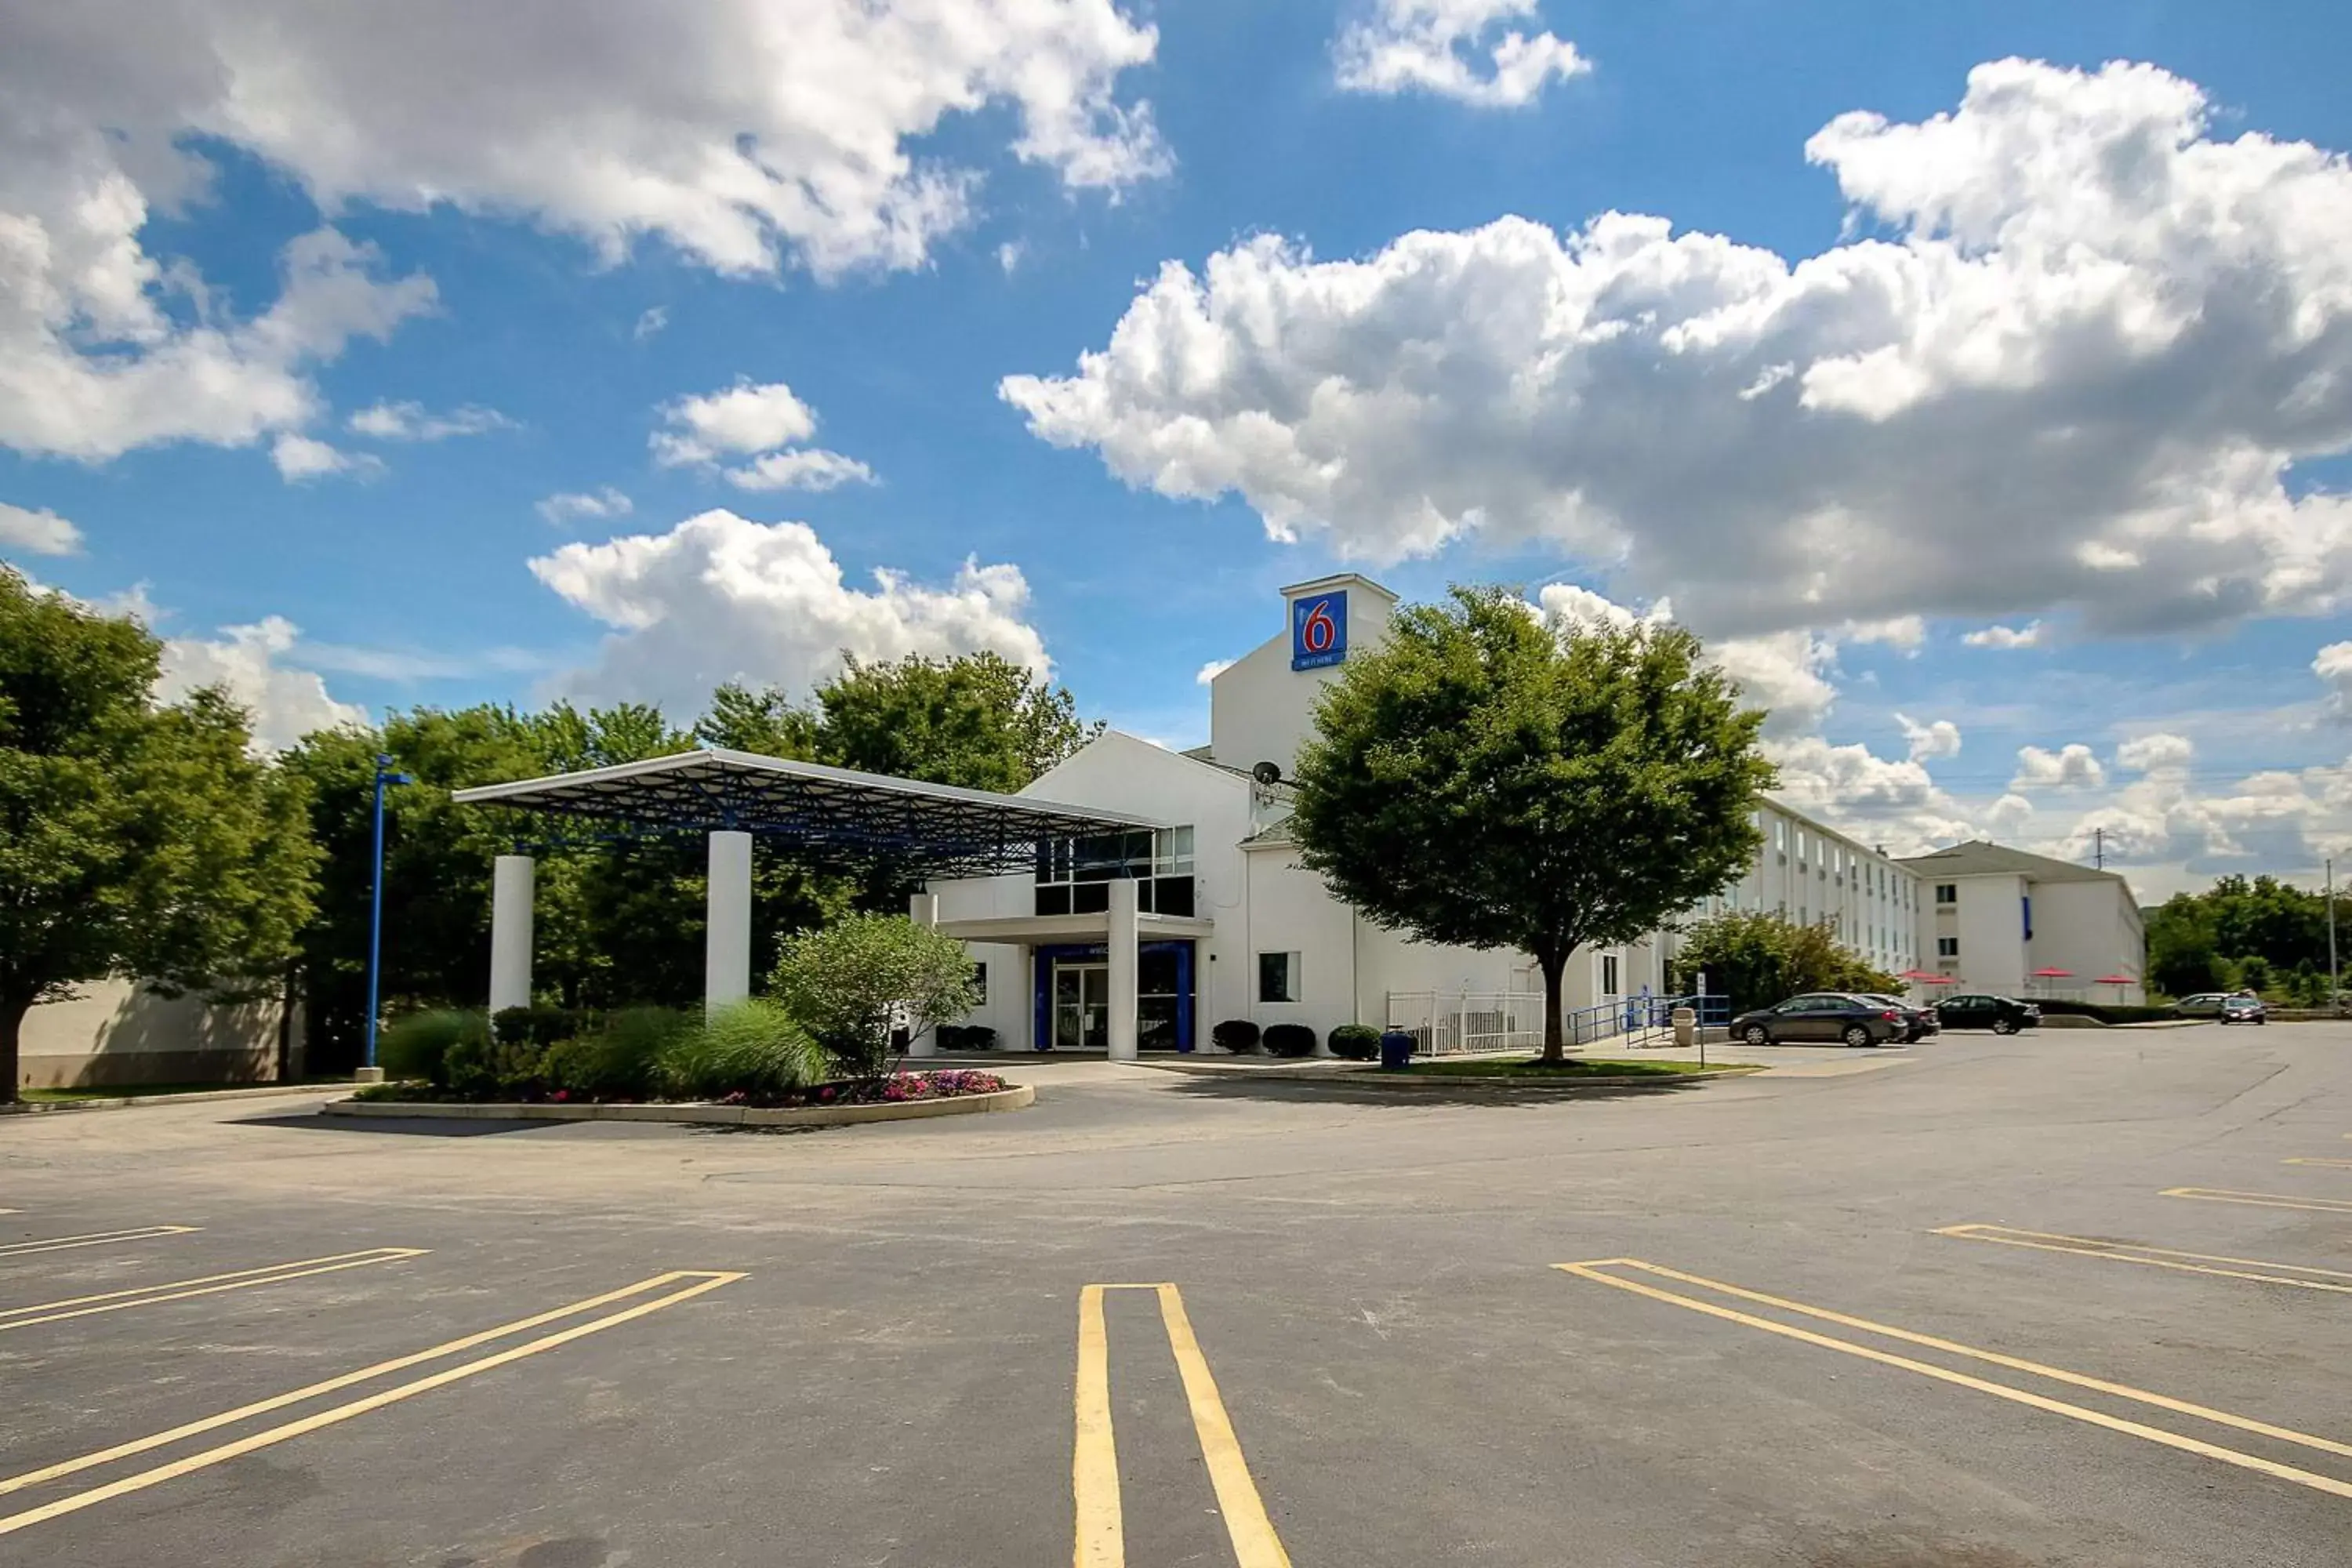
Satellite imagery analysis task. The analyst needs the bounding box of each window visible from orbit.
[1602,954,1620,996]
[1258,951,1299,1004]
[1036,826,1195,916]
[1774,819,1786,851]
[1935,883,1958,906]
[1937,936,1959,958]
[971,962,988,1004]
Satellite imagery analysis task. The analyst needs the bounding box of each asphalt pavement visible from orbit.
[1,1023,2347,1566]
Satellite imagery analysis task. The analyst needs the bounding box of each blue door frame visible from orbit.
[1031,942,1195,1051]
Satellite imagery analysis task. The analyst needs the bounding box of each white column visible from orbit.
[908,892,941,1057]
[488,855,535,1013]
[1106,879,1139,1062]
[706,830,753,1016]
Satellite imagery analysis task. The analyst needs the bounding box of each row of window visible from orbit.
[1035,826,1197,917]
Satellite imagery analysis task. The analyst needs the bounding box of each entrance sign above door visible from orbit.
[1291,590,1347,670]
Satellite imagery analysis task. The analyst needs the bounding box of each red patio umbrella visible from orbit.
[2095,973,2136,1000]
[2031,967,2075,978]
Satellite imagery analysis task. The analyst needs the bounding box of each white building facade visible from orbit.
[1899,841,2147,1005]
[929,575,1952,1054]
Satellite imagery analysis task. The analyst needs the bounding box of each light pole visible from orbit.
[364,753,414,1073]
[2330,857,2341,1016]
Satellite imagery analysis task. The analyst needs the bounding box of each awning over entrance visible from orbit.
[450,747,1163,877]
[938,912,1213,945]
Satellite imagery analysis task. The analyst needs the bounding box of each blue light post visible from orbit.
[364,753,414,1072]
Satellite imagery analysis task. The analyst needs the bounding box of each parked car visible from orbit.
[1730,993,1911,1048]
[2220,994,2268,1025]
[2169,993,2230,1019]
[1935,993,2041,1034]
[1858,993,1940,1041]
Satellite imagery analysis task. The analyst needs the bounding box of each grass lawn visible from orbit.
[18,1079,333,1103]
[1401,1056,1743,1078]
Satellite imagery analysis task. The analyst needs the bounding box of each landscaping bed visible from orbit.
[1402,1056,1757,1079]
[350,1066,1011,1110]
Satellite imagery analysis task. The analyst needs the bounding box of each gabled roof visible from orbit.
[1893,840,2118,886]
[450,748,1162,877]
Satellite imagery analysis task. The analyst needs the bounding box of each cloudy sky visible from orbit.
[5,0,2352,900]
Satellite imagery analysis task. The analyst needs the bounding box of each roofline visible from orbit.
[1279,572,1397,602]
[452,746,1165,829]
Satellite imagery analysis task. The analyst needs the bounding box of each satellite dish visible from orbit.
[1252,760,1283,786]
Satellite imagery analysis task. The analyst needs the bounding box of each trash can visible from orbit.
[1378,1028,1416,1071]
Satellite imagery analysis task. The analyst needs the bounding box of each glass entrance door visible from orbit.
[1053,962,1111,1050]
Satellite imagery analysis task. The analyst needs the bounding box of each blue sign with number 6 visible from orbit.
[1292,591,1347,670]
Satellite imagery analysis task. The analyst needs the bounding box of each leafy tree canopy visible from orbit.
[1668,910,1904,1014]
[1290,586,1774,1060]
[770,913,982,1077]
[0,568,318,1100]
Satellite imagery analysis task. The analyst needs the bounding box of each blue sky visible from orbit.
[6,1,2352,898]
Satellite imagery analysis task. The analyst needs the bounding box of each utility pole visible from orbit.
[2092,826,2105,870]
[2330,857,2341,1015]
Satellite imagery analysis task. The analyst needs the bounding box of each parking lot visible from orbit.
[2,1023,2347,1566]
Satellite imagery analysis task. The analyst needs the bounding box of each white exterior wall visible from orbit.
[1926,874,2031,995]
[1679,800,1922,982]
[2029,879,2146,1002]
[1208,576,1397,779]
[18,978,296,1091]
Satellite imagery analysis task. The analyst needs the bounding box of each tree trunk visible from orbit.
[0,993,30,1106]
[1539,949,1569,1065]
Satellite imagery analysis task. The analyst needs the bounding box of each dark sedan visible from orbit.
[2220,994,2267,1025]
[1859,993,1940,1041]
[1730,993,1911,1048]
[1935,993,2041,1033]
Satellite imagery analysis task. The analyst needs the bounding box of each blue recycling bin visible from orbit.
[1378,1028,1416,1071]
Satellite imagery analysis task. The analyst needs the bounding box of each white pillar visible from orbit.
[1107,879,1139,1062]
[706,830,753,1016]
[908,892,941,1057]
[489,855,535,1014]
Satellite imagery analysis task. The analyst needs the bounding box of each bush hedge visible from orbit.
[1327,1024,1381,1061]
[1211,1018,1261,1053]
[379,1008,488,1089]
[2029,999,2180,1025]
[1262,1022,1319,1058]
[658,999,828,1101]
[934,1024,1000,1051]
[492,1005,583,1047]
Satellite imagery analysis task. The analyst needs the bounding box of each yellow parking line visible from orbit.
[0,1247,427,1332]
[0,1269,741,1508]
[1557,1259,2352,1501]
[1073,1283,1292,1568]
[2163,1187,2352,1214]
[0,1225,198,1258]
[2285,1157,2352,1169]
[0,1269,741,1537]
[1935,1224,2352,1295]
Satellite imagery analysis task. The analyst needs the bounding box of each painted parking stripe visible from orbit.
[1073,1283,1293,1568]
[1556,1258,2352,1501]
[0,1247,427,1333]
[2285,1157,2352,1169]
[1935,1224,2352,1295]
[0,1269,742,1524]
[2163,1187,2352,1214]
[0,1226,198,1258]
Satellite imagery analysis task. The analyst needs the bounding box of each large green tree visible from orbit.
[0,569,318,1099]
[1669,909,1904,1014]
[1290,586,1775,1062]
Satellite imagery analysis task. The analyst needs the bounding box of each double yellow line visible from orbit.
[0,1225,199,1258]
[1559,1258,2352,1501]
[0,1247,426,1333]
[1075,1283,1290,1568]
[1936,1223,2352,1295]
[0,1269,742,1537]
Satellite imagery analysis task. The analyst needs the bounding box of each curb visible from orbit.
[2,1081,350,1116]
[1134,1060,1759,1091]
[319,1083,1036,1128]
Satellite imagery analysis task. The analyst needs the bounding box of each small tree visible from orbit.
[1291,586,1774,1062]
[1671,910,1903,1014]
[770,913,981,1078]
[2235,954,2273,996]
[0,569,319,1100]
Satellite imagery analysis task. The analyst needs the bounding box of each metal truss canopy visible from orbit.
[448,748,1164,877]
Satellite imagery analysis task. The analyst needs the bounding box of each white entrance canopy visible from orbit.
[448,748,1172,1056]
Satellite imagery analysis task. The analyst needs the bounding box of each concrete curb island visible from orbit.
[321,1083,1036,1128]
[1134,1059,1762,1091]
[0,1081,346,1116]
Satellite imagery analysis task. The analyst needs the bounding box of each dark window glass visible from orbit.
[1139,949,1181,996]
[1258,952,1296,1003]
[1034,885,1072,916]
[1072,883,1110,915]
[1154,876,1195,917]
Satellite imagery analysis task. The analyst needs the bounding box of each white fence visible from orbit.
[1384,991,1547,1056]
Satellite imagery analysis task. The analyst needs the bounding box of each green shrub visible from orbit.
[492,1005,583,1047]
[1262,1023,1319,1057]
[658,999,828,1101]
[379,1009,488,1088]
[546,1007,690,1099]
[771,913,984,1078]
[1327,1024,1381,1061]
[1211,1018,1261,1053]
[2031,1000,2179,1025]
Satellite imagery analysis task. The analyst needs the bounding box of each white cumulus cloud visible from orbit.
[270,432,382,482]
[1334,1,1591,107]
[2012,743,2107,793]
[2118,731,2195,773]
[0,503,83,556]
[530,509,1050,715]
[1964,622,2045,649]
[536,488,635,527]
[1896,713,1962,762]
[652,379,874,493]
[1005,59,2352,641]
[155,615,367,752]
[2318,641,2352,720]
[1196,659,1234,685]
[347,401,513,441]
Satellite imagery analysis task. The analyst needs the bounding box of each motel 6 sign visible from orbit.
[1291,590,1348,671]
